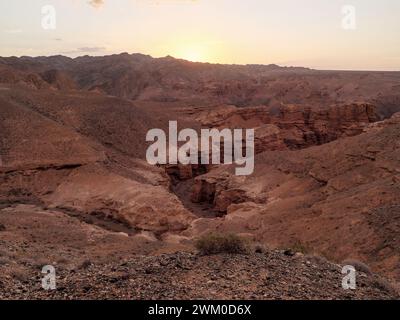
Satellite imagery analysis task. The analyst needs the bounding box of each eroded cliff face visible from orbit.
[195,102,379,152]
[171,102,380,216]
[277,103,379,148]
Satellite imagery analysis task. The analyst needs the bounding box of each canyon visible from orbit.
[0,53,400,299]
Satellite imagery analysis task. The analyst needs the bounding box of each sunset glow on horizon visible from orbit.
[0,0,399,70]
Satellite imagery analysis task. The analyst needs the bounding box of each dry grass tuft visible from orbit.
[195,233,249,255]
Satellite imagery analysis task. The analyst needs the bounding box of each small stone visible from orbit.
[284,249,295,257]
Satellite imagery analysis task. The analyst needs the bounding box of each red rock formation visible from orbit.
[194,103,379,153]
[0,86,195,234]
[186,112,400,280]
[39,69,77,90]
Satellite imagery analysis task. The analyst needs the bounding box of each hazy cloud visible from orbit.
[88,0,104,8]
[62,46,106,54]
[78,46,106,52]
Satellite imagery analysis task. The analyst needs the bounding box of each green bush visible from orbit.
[195,233,249,255]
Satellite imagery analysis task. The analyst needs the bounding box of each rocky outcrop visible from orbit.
[277,103,379,149]
[190,171,266,214]
[191,176,220,204]
[45,164,194,234]
[165,163,211,181]
[194,103,379,153]
[0,87,195,234]
[0,64,49,90]
[40,69,77,90]
[254,124,288,152]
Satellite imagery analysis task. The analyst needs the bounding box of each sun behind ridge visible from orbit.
[174,44,208,62]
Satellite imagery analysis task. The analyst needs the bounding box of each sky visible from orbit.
[0,0,399,70]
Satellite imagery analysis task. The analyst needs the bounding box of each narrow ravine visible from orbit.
[171,178,217,218]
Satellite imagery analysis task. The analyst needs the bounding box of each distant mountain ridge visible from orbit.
[1,52,400,116]
[0,53,312,102]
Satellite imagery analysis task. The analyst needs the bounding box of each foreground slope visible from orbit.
[0,206,397,300]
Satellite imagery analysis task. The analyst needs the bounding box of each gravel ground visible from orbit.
[1,251,398,300]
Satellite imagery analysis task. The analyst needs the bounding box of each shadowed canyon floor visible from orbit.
[1,54,400,299]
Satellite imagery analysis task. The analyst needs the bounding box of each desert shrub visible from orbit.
[10,268,31,283]
[289,240,310,254]
[373,277,398,294]
[195,233,249,255]
[56,257,69,265]
[342,259,372,275]
[32,258,53,270]
[305,254,328,265]
[78,259,92,270]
